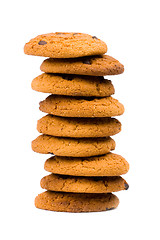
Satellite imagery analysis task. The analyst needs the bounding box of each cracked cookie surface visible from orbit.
[32,135,115,157]
[35,191,119,212]
[40,55,124,76]
[24,32,107,58]
[31,73,115,97]
[44,153,129,176]
[37,115,121,138]
[39,95,124,118]
[41,174,129,193]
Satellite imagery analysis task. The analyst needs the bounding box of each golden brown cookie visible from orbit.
[40,174,129,193]
[31,73,115,97]
[39,95,124,118]
[37,115,121,138]
[40,55,124,76]
[44,153,129,176]
[32,135,115,157]
[24,32,107,58]
[35,191,119,212]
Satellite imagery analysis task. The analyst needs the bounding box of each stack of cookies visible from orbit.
[24,32,129,213]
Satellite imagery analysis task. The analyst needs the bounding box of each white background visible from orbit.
[1,0,160,239]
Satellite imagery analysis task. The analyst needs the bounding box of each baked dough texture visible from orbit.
[35,191,119,212]
[32,134,115,157]
[31,73,115,97]
[24,32,107,58]
[40,174,129,193]
[39,95,125,118]
[44,153,129,176]
[40,55,124,76]
[37,115,121,138]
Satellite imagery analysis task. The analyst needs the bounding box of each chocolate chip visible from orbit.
[124,183,129,190]
[92,36,98,40]
[38,40,47,45]
[82,59,92,65]
[62,75,74,81]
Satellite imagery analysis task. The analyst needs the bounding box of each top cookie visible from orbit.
[24,32,107,58]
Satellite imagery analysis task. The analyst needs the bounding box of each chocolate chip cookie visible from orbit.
[37,115,121,138]
[32,135,115,157]
[39,95,124,118]
[44,153,129,176]
[35,191,119,212]
[40,174,129,193]
[31,73,115,97]
[24,32,107,58]
[40,55,124,76]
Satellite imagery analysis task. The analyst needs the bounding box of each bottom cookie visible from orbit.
[35,191,119,213]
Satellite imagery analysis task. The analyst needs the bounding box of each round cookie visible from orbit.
[39,95,124,118]
[40,55,124,76]
[44,153,129,176]
[31,73,115,97]
[40,174,129,193]
[37,115,121,138]
[35,191,119,213]
[32,135,115,157]
[24,32,107,58]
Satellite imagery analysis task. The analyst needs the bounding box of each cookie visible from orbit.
[24,32,107,58]
[35,191,119,212]
[37,115,121,138]
[40,174,129,193]
[40,55,124,76]
[44,153,129,176]
[32,135,115,157]
[31,73,115,97]
[39,95,124,118]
